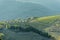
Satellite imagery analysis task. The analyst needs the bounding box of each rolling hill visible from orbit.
[0,0,59,20]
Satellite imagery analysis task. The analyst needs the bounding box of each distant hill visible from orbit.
[0,0,59,20]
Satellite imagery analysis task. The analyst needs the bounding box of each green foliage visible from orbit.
[0,15,60,40]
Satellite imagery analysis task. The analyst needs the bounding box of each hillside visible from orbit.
[0,0,59,20]
[0,15,60,40]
